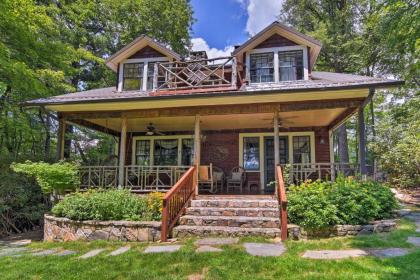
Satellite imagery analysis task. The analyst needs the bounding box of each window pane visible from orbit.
[181,139,193,166]
[278,50,303,81]
[250,53,274,83]
[293,136,311,163]
[123,63,143,90]
[154,139,178,165]
[243,137,260,170]
[135,140,150,165]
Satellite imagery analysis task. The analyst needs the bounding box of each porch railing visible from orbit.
[78,165,190,192]
[153,56,237,91]
[275,165,288,241]
[161,165,197,242]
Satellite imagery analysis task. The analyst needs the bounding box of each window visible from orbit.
[123,63,143,90]
[250,53,274,83]
[293,136,311,163]
[181,139,193,165]
[278,50,303,81]
[135,140,150,165]
[146,62,167,90]
[154,139,178,166]
[243,137,260,170]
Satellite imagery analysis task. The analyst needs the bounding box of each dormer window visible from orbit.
[278,50,303,81]
[250,53,274,83]
[123,63,144,90]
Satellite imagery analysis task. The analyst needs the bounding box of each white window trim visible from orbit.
[131,135,193,166]
[118,57,168,92]
[246,46,309,84]
[239,132,315,190]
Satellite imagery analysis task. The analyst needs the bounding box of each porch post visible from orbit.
[118,117,128,187]
[358,106,367,176]
[57,117,66,161]
[194,115,201,195]
[273,110,280,166]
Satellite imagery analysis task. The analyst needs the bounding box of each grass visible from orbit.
[0,219,419,280]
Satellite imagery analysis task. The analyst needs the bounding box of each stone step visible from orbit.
[186,207,279,217]
[174,225,281,238]
[191,199,278,208]
[179,215,280,228]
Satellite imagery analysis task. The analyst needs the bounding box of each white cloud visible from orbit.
[191,37,234,59]
[237,0,284,36]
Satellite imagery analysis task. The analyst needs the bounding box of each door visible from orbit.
[264,136,288,193]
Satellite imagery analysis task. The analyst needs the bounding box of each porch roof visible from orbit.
[24,72,402,107]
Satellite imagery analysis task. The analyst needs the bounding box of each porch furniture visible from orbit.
[212,166,225,193]
[226,166,246,193]
[246,180,260,194]
[198,164,216,193]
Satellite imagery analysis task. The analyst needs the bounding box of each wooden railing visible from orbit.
[161,166,197,242]
[275,165,288,241]
[79,166,119,189]
[153,56,236,91]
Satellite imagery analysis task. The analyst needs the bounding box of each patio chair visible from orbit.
[226,166,246,194]
[212,166,225,193]
[198,164,214,193]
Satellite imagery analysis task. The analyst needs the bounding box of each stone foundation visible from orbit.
[44,215,161,242]
[287,219,398,240]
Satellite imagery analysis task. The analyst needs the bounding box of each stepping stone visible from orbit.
[32,249,57,256]
[0,247,28,257]
[55,250,77,256]
[368,248,409,258]
[143,245,181,254]
[407,237,420,247]
[243,243,286,257]
[9,239,31,246]
[196,245,223,253]
[79,249,105,259]
[302,249,368,259]
[415,222,420,233]
[108,246,130,256]
[194,238,239,246]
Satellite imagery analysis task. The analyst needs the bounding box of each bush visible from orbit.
[287,177,398,229]
[52,189,163,221]
[146,192,164,220]
[11,161,79,194]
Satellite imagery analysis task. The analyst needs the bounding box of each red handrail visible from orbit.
[275,165,288,241]
[161,166,197,242]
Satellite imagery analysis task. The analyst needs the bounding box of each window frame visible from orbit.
[249,52,275,83]
[118,57,168,92]
[242,136,261,170]
[246,45,308,83]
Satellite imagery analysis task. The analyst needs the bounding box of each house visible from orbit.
[26,22,402,240]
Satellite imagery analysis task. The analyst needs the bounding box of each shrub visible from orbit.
[52,189,163,221]
[146,192,164,220]
[11,161,79,194]
[287,177,398,229]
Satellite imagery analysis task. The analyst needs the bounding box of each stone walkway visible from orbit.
[143,245,182,254]
[302,249,368,260]
[243,242,286,257]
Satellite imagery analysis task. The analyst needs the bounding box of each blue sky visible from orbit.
[190,0,284,58]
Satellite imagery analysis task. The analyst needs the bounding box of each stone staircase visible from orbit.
[174,195,281,238]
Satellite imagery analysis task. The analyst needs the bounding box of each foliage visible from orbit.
[287,177,398,229]
[11,161,79,194]
[0,172,47,237]
[51,189,162,221]
[146,192,165,221]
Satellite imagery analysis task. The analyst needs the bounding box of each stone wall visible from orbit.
[44,215,161,242]
[287,219,398,240]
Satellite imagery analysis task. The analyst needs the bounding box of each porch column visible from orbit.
[57,117,66,161]
[118,117,128,187]
[273,111,280,166]
[194,115,201,195]
[358,106,367,176]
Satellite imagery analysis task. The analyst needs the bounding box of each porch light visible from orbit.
[320,138,325,144]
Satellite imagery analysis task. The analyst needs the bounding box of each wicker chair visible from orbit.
[198,164,214,193]
[212,166,225,193]
[226,166,246,194]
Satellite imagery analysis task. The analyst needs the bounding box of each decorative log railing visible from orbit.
[275,165,288,241]
[161,166,197,242]
[153,56,237,91]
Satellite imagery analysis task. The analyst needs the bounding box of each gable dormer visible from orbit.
[233,21,322,84]
[105,35,181,92]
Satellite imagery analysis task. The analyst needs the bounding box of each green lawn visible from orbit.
[1,219,419,280]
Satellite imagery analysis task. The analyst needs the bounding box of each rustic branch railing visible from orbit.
[161,166,197,242]
[275,165,288,241]
[153,56,236,91]
[79,166,119,189]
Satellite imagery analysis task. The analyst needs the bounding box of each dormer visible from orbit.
[233,21,322,84]
[105,35,181,92]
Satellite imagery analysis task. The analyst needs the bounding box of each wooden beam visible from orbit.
[280,98,364,112]
[68,119,120,137]
[273,110,280,166]
[118,117,128,187]
[328,107,358,131]
[193,115,201,195]
[57,117,66,161]
[358,106,367,176]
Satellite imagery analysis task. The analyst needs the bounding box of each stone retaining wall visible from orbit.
[44,215,161,242]
[287,219,398,240]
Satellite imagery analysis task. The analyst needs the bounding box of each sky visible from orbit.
[190,0,284,58]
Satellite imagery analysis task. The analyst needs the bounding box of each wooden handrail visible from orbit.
[161,166,197,242]
[275,165,288,241]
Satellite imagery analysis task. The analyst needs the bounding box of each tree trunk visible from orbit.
[337,124,349,163]
[63,124,73,158]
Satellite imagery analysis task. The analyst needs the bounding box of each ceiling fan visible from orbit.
[262,116,298,128]
[146,123,165,136]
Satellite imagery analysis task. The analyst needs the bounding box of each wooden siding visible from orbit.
[255,34,297,49]
[128,45,165,59]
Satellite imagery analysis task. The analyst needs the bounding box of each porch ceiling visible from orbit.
[84,108,348,133]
